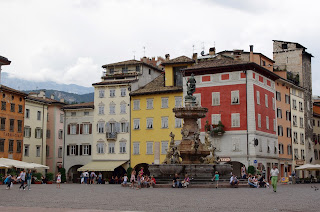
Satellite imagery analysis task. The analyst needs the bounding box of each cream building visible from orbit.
[23,95,48,166]
[78,59,162,176]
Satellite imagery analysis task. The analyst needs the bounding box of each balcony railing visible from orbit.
[106,132,117,140]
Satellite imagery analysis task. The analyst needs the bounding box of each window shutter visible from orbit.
[79,145,82,155]
[35,128,37,138]
[125,122,129,132]
[116,122,120,133]
[68,124,70,135]
[75,145,78,155]
[41,129,43,138]
[67,145,70,156]
[106,122,111,133]
[89,145,91,155]
[23,128,25,137]
[76,124,79,134]
[29,129,31,137]
[80,124,83,134]
[89,124,92,134]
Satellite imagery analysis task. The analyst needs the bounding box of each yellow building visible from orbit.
[130,56,194,171]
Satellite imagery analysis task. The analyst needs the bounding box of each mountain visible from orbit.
[25,90,94,104]
[1,72,94,94]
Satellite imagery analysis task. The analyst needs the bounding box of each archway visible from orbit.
[134,163,150,176]
[114,165,126,178]
[226,161,245,178]
[67,165,83,183]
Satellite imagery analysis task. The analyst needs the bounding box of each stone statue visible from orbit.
[181,128,189,139]
[185,73,197,105]
[163,147,174,164]
[204,132,211,150]
[169,132,175,148]
[171,146,181,164]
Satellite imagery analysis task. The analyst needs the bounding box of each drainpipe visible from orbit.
[245,70,249,166]
[63,109,66,169]
[41,104,45,165]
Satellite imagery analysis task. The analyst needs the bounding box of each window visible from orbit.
[84,111,89,116]
[0,117,5,130]
[8,140,13,152]
[272,97,275,110]
[232,137,240,151]
[294,149,299,159]
[286,111,291,121]
[24,145,29,157]
[286,128,291,138]
[315,150,319,160]
[133,142,140,155]
[146,118,153,129]
[109,68,114,74]
[10,103,15,112]
[47,112,49,122]
[110,89,115,97]
[120,122,129,133]
[18,105,23,113]
[266,116,269,130]
[133,100,140,110]
[24,127,31,137]
[108,142,115,154]
[161,98,169,108]
[293,132,298,143]
[98,122,105,133]
[70,145,76,155]
[231,113,240,127]
[258,114,261,128]
[256,91,260,105]
[293,115,297,126]
[99,89,105,98]
[133,119,140,130]
[121,88,126,97]
[36,146,40,157]
[17,120,22,132]
[37,111,41,120]
[147,99,153,109]
[9,119,14,131]
[300,133,304,144]
[146,142,153,154]
[285,95,290,104]
[120,103,126,114]
[97,143,104,154]
[161,117,168,128]
[175,118,182,128]
[277,108,282,118]
[161,141,168,154]
[231,90,239,104]
[1,101,6,110]
[279,143,284,154]
[71,112,76,117]
[35,128,42,138]
[212,92,220,106]
[301,149,305,160]
[299,102,303,111]
[267,140,270,153]
[0,139,4,152]
[211,114,221,125]
[109,104,115,114]
[136,66,140,72]
[120,142,126,153]
[278,125,283,136]
[276,91,281,101]
[287,145,292,155]
[273,119,276,132]
[58,130,63,139]
[292,99,297,110]
[175,97,182,107]
[98,106,104,115]
[299,117,303,128]
[60,114,64,123]
[58,146,63,158]
[46,145,49,157]
[83,124,90,134]
[265,94,268,107]
[122,67,128,74]
[16,140,22,153]
[282,43,288,49]
[26,109,30,118]
[70,124,77,135]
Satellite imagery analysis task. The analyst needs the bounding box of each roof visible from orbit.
[272,40,307,49]
[92,79,138,86]
[185,58,249,70]
[62,102,94,110]
[218,50,275,62]
[130,74,182,96]
[102,59,162,72]
[0,85,27,96]
[161,56,195,65]
[0,55,11,65]
[26,96,67,105]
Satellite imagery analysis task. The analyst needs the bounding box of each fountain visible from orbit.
[149,74,232,181]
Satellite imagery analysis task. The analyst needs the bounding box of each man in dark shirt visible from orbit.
[172,173,181,188]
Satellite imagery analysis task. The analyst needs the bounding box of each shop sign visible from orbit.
[219,157,231,162]
[296,160,304,165]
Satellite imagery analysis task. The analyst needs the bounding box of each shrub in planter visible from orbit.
[46,173,54,183]
[248,166,256,175]
[33,172,42,183]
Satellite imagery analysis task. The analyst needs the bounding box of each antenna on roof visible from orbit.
[133,50,136,60]
[143,46,146,57]
[192,44,195,53]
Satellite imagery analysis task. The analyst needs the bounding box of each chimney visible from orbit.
[249,45,254,62]
[60,98,64,103]
[50,94,55,100]
[38,90,46,99]
[192,53,198,63]
[165,54,170,61]
[233,49,243,61]
[209,47,215,55]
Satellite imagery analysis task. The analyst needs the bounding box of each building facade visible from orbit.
[313,102,320,167]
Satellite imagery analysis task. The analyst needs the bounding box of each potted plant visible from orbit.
[46,173,54,184]
[33,172,42,184]
[0,174,3,185]
[211,121,225,136]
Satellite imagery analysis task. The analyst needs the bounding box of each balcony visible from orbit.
[106,132,117,140]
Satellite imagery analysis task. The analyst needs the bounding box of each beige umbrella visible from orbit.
[295,164,320,171]
[0,164,9,168]
[30,163,49,169]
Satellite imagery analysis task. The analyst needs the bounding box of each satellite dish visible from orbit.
[201,51,205,56]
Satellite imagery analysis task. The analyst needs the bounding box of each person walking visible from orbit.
[56,172,61,188]
[98,172,102,184]
[5,174,13,190]
[214,171,219,188]
[270,165,279,192]
[19,170,26,190]
[130,170,136,189]
[83,171,89,185]
[26,170,32,190]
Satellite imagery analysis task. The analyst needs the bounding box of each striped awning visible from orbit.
[77,160,127,172]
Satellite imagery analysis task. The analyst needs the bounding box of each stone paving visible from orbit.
[0,183,319,212]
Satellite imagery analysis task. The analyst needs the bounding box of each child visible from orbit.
[130,170,136,189]
[214,171,219,188]
[122,174,128,187]
[136,173,142,190]
[150,176,156,188]
[56,172,61,188]
[182,174,190,188]
[5,174,12,190]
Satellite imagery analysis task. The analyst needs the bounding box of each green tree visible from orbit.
[248,166,256,175]
[127,167,132,180]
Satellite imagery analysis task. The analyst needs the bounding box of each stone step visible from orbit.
[154,184,251,188]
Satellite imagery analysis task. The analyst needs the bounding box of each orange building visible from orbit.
[0,85,28,160]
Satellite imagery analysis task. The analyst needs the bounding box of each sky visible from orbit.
[0,0,319,95]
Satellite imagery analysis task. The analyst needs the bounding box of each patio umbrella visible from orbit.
[0,164,9,168]
[0,158,36,169]
[30,163,49,169]
[295,164,320,171]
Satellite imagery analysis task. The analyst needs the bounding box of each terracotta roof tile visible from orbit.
[0,85,27,96]
[26,96,67,105]
[102,59,162,72]
[185,58,249,70]
[92,79,138,86]
[130,74,182,96]
[63,102,94,109]
[161,56,194,65]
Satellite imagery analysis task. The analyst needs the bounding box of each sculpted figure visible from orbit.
[186,74,196,96]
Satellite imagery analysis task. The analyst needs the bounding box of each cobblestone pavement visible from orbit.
[0,183,319,212]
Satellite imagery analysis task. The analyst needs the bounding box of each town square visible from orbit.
[1,0,320,211]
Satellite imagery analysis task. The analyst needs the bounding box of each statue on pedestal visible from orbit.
[185,74,197,105]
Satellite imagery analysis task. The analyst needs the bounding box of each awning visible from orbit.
[77,160,127,172]
[0,158,49,169]
[0,164,9,168]
[295,164,320,171]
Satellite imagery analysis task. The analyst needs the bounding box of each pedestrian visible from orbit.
[83,170,89,184]
[130,170,136,189]
[214,171,219,188]
[122,174,128,187]
[182,174,190,188]
[80,171,84,184]
[270,165,279,192]
[172,173,181,188]
[19,170,26,190]
[241,165,246,179]
[5,174,12,190]
[230,174,240,187]
[98,172,102,184]
[90,171,96,184]
[247,174,257,188]
[56,172,61,188]
[26,170,32,190]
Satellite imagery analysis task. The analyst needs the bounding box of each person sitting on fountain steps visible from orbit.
[172,173,181,188]
[230,174,239,187]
